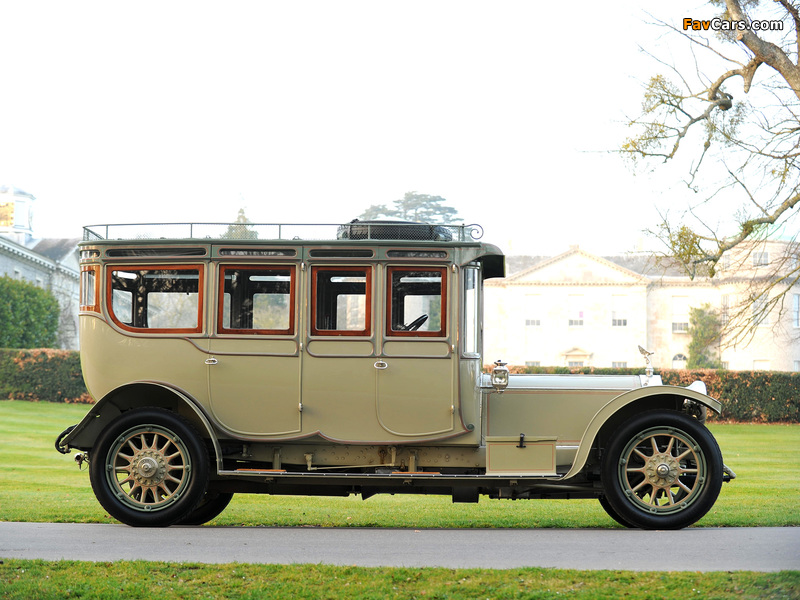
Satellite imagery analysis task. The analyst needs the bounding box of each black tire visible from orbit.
[89,408,209,527]
[601,410,723,530]
[598,495,635,528]
[175,490,234,526]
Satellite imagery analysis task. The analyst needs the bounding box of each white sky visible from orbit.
[1,1,728,256]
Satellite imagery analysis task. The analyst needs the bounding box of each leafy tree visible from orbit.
[359,192,460,223]
[0,276,59,348]
[222,208,258,240]
[623,0,800,334]
[687,304,723,368]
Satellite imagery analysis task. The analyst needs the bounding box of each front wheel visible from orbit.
[601,410,723,530]
[89,408,209,527]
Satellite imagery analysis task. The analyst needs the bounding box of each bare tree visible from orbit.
[623,0,800,341]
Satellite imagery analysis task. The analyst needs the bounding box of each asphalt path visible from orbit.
[1,522,798,571]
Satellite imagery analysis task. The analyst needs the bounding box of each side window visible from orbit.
[219,266,295,335]
[463,266,479,354]
[80,266,99,312]
[107,266,203,333]
[387,266,446,337]
[311,266,371,336]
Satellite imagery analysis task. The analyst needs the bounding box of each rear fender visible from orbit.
[60,382,222,471]
[560,385,721,480]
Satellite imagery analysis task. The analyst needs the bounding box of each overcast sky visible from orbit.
[2,1,726,256]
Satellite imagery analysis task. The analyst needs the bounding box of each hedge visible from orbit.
[0,348,92,403]
[499,365,800,423]
[1,349,797,422]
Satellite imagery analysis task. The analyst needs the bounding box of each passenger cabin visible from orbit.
[77,221,504,446]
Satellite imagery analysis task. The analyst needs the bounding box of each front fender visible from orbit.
[559,385,721,480]
[57,382,223,471]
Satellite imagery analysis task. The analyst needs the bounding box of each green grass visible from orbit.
[1,400,798,599]
[1,399,798,527]
[1,560,799,600]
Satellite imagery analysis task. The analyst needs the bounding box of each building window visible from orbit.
[753,294,770,326]
[672,296,690,334]
[525,294,542,328]
[612,361,627,368]
[753,251,769,267]
[611,294,628,327]
[525,361,540,367]
[794,361,800,372]
[753,360,770,371]
[721,295,730,326]
[568,361,584,367]
[722,361,729,370]
[672,354,688,369]
[13,268,21,279]
[568,295,584,327]
[794,294,800,328]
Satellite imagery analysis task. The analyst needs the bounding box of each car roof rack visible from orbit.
[82,220,485,243]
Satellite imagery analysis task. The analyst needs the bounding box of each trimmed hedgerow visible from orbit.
[497,365,800,423]
[2,349,797,421]
[0,348,91,403]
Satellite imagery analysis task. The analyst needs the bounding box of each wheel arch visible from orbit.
[61,382,223,471]
[560,385,721,480]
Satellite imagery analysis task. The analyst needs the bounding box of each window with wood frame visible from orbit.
[311,266,371,336]
[218,265,295,335]
[386,266,446,337]
[80,266,100,312]
[107,265,203,333]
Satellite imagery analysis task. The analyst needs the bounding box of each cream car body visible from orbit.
[57,222,733,529]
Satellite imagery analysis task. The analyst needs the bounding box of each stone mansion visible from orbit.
[484,240,799,372]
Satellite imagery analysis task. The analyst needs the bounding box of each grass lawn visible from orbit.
[1,400,798,599]
[1,400,797,528]
[2,560,799,600]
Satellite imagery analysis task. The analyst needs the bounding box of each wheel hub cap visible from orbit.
[132,450,167,486]
[645,453,679,486]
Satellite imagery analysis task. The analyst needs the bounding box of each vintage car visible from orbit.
[56,221,735,529]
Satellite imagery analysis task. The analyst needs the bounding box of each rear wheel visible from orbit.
[89,408,209,527]
[175,490,234,525]
[601,410,723,530]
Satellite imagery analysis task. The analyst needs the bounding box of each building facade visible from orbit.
[0,186,80,349]
[484,242,800,372]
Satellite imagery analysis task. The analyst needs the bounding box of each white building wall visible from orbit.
[485,243,800,372]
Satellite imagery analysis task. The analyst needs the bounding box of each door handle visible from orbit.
[205,357,218,365]
[374,360,388,370]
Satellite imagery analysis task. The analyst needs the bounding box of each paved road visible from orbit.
[1,523,798,571]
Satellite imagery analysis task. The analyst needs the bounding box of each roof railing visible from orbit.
[82,221,484,243]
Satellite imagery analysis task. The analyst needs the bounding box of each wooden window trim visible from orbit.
[217,264,296,336]
[386,266,447,338]
[310,265,372,337]
[106,264,204,334]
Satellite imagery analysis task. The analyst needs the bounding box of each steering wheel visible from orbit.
[402,314,428,331]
